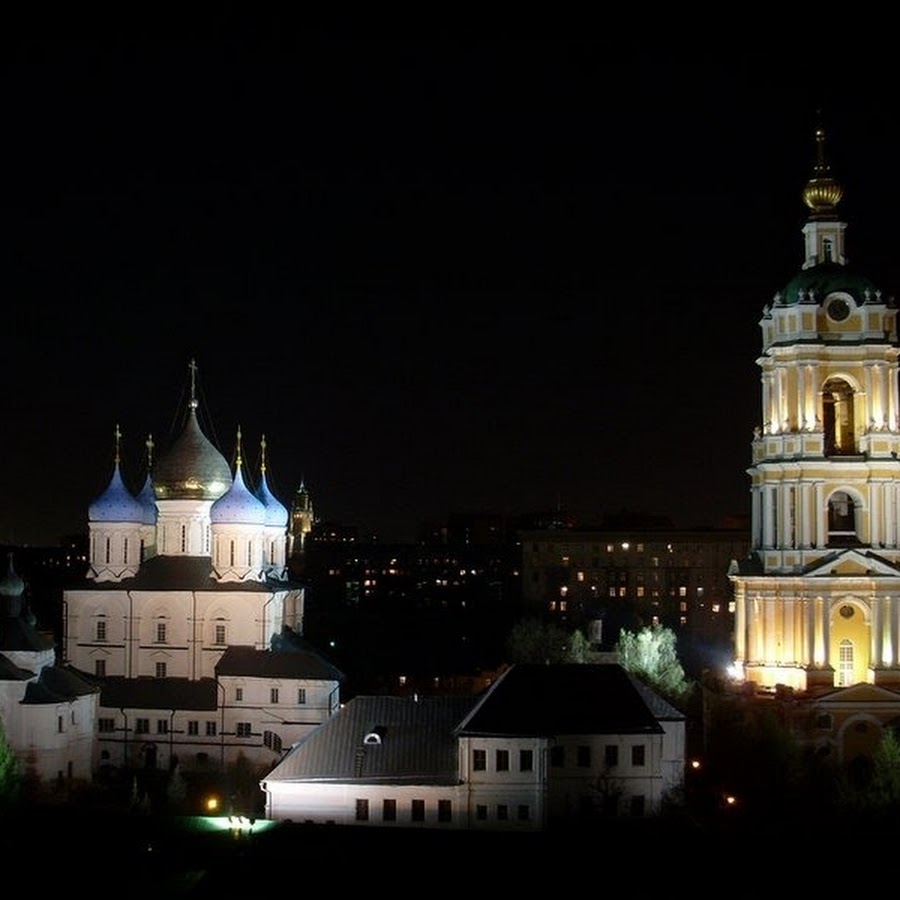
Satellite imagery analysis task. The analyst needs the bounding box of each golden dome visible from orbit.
[803,126,843,216]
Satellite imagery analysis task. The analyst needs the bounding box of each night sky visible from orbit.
[5,38,900,546]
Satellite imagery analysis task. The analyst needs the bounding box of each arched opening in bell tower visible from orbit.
[822,377,857,455]
[827,490,858,546]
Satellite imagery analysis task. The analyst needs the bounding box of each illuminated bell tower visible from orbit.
[730,125,900,692]
[288,480,315,558]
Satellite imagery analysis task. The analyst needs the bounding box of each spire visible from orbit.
[235,425,244,471]
[146,433,154,470]
[189,358,199,412]
[114,423,122,466]
[260,434,268,475]
[802,115,844,219]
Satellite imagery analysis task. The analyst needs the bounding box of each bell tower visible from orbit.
[731,125,900,692]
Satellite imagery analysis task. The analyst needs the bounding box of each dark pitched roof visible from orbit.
[71,555,302,591]
[456,664,667,737]
[264,695,475,784]
[22,665,100,704]
[216,639,344,682]
[95,675,219,711]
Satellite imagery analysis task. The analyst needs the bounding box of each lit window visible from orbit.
[618,587,626,597]
[636,587,645,598]
[621,542,629,550]
[576,571,585,582]
[712,603,721,614]
[559,600,567,612]
[560,586,568,597]
[679,586,687,597]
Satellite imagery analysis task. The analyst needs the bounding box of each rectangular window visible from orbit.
[496,749,509,772]
[95,659,106,677]
[473,749,486,771]
[383,799,396,822]
[476,804,488,821]
[630,795,645,817]
[497,804,508,821]
[135,718,149,735]
[437,800,452,823]
[550,745,565,767]
[155,662,167,678]
[235,687,243,701]
[519,749,533,772]
[96,620,107,642]
[355,799,369,821]
[58,715,63,733]
[206,721,217,737]
[270,687,279,704]
[157,719,168,735]
[236,722,252,737]
[156,622,166,643]
[411,799,425,822]
[577,745,591,767]
[517,804,529,821]
[98,718,115,733]
[605,745,619,767]
[215,624,226,645]
[187,721,199,736]
[297,687,307,704]
[632,745,646,766]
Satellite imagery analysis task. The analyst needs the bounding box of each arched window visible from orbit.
[828,491,857,546]
[838,638,854,687]
[822,377,856,456]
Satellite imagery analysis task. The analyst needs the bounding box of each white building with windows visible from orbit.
[261,663,685,830]
[61,362,343,780]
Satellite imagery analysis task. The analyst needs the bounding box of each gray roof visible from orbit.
[264,695,475,785]
[22,665,100,704]
[217,638,344,682]
[0,652,35,681]
[96,675,219,711]
[0,617,55,653]
[456,664,669,737]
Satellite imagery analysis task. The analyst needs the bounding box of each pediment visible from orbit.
[814,682,900,706]
[803,550,900,578]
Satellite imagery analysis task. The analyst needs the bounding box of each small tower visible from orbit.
[289,480,315,558]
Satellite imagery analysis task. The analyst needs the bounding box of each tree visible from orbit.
[615,623,693,703]
[505,618,596,665]
[0,719,21,811]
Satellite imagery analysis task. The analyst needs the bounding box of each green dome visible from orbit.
[779,263,880,307]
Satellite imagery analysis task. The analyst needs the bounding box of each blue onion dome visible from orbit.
[210,428,266,525]
[256,435,289,527]
[153,366,232,501]
[136,434,158,525]
[89,425,145,523]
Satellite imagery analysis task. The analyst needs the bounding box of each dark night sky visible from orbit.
[4,37,900,546]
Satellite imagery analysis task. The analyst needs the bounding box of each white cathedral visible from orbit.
[0,362,342,790]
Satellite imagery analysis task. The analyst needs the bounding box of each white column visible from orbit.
[815,482,826,549]
[872,594,883,667]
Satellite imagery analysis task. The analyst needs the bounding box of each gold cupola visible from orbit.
[802,124,844,219]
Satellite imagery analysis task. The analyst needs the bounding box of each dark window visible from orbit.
[632,745,646,766]
[550,745,565,767]
[496,749,509,771]
[206,721,217,737]
[236,722,252,737]
[383,799,396,822]
[476,804,488,821]
[355,799,369,821]
[497,804,508,821]
[411,799,425,822]
[437,800,452,823]
[605,744,618,767]
[156,720,168,735]
[577,745,591,767]
[135,718,149,734]
[95,659,106,677]
[187,721,199,736]
[517,804,529,821]
[473,749,486,771]
[630,795,645,817]
[519,749,533,771]
[98,718,115,733]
